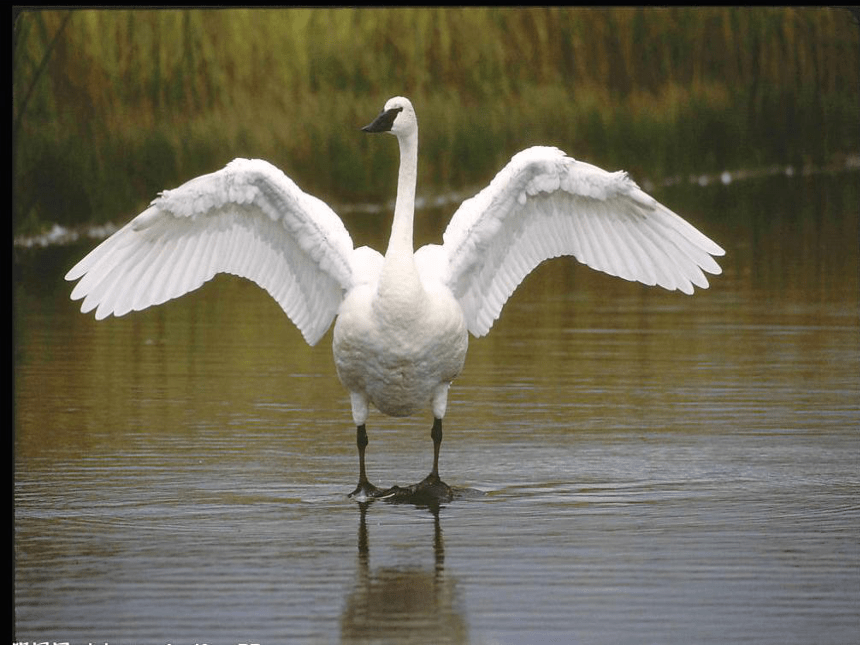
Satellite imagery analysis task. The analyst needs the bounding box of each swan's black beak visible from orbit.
[362,107,403,133]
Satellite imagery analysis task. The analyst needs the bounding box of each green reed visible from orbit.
[13,7,859,236]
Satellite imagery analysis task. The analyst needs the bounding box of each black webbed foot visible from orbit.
[376,473,454,505]
[349,479,387,501]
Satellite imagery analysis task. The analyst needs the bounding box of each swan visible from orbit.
[65,96,724,503]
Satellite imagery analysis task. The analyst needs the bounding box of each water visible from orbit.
[14,170,860,644]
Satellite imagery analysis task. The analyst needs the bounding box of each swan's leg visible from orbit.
[411,417,453,501]
[429,417,444,480]
[347,392,381,499]
[349,423,381,499]
[414,384,454,499]
[426,383,452,484]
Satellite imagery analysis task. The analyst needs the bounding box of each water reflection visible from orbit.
[341,501,467,644]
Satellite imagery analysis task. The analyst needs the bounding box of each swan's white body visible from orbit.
[66,96,724,499]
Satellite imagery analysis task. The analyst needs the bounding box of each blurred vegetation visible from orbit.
[12,7,860,237]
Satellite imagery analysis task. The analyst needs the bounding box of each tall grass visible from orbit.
[13,7,860,236]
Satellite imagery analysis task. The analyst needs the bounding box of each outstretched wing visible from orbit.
[426,146,725,337]
[65,158,355,346]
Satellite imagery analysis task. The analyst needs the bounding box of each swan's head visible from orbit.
[362,96,416,138]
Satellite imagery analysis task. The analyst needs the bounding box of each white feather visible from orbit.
[425,146,724,336]
[66,158,354,345]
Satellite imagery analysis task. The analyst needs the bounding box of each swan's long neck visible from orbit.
[375,127,424,322]
[386,129,418,258]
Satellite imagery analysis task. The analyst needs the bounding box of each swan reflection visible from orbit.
[340,501,468,643]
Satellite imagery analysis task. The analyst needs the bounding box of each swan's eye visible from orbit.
[383,107,404,123]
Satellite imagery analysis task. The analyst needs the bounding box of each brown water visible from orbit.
[14,170,860,644]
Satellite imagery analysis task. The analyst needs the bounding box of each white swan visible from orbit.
[66,96,724,503]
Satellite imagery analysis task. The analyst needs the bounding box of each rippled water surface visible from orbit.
[14,171,860,643]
